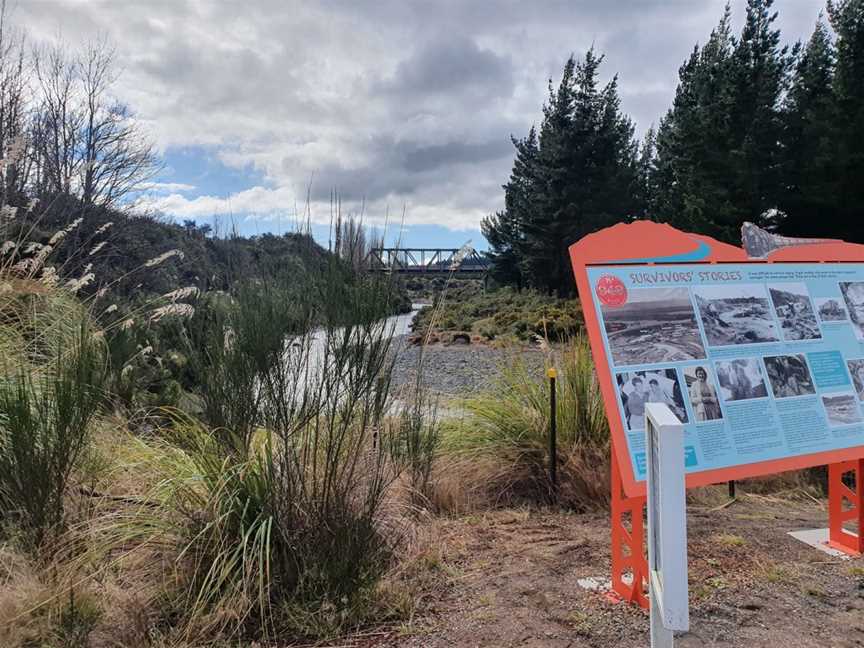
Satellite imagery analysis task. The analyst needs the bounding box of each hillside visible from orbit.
[9,194,334,306]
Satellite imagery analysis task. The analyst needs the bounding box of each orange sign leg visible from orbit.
[828,459,864,555]
[610,449,649,608]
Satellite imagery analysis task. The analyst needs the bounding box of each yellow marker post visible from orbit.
[547,366,558,498]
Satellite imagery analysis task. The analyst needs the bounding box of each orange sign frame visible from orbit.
[570,221,864,605]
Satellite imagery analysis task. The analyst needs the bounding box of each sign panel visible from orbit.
[586,261,864,485]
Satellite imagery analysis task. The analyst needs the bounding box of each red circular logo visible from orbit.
[596,275,627,307]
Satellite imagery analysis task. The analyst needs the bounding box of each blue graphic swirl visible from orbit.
[603,239,711,265]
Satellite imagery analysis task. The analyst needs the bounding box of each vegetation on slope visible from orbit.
[412,283,583,344]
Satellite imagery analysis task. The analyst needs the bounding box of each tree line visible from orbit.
[483,0,864,295]
[0,18,157,213]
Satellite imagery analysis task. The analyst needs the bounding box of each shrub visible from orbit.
[181,280,310,454]
[0,317,106,549]
[412,285,583,343]
[87,270,410,641]
[388,383,441,511]
[446,334,609,509]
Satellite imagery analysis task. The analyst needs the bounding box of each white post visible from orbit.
[645,402,689,648]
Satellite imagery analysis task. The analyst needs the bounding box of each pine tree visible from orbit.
[652,7,737,239]
[481,127,538,287]
[779,19,838,237]
[532,50,640,294]
[487,50,640,295]
[636,126,657,220]
[651,2,792,242]
[827,0,864,241]
[727,0,791,230]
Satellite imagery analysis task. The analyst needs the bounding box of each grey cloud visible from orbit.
[296,135,514,203]
[19,0,827,232]
[398,138,513,173]
[380,36,514,99]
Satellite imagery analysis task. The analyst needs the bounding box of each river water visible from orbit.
[383,303,424,338]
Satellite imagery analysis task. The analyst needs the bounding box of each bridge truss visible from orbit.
[367,247,489,275]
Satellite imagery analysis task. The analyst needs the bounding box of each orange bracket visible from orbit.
[828,459,864,556]
[610,447,648,608]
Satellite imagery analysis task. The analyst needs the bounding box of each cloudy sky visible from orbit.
[20,0,824,249]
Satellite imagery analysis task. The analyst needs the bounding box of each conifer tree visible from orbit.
[779,19,838,237]
[727,0,792,230]
[651,1,791,242]
[486,49,640,295]
[481,127,538,287]
[651,7,737,238]
[827,0,864,241]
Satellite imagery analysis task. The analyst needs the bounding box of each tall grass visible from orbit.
[447,334,609,509]
[0,317,106,549]
[186,282,306,454]
[81,266,413,641]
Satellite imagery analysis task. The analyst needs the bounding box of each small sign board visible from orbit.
[645,402,689,644]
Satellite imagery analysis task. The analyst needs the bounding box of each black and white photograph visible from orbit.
[848,359,864,401]
[764,354,816,399]
[768,283,821,341]
[714,358,769,402]
[682,365,723,422]
[615,368,689,431]
[693,284,779,346]
[600,287,706,366]
[815,297,849,322]
[821,392,863,426]
[840,282,864,341]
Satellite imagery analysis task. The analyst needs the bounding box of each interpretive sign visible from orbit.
[570,221,864,606]
[588,261,864,486]
[570,221,864,496]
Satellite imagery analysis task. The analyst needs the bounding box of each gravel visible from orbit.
[390,335,543,397]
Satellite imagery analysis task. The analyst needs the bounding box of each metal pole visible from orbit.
[548,367,558,499]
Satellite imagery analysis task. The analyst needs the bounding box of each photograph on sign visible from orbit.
[840,281,864,341]
[848,359,864,401]
[615,369,689,430]
[599,287,705,366]
[815,297,849,322]
[682,365,723,422]
[764,354,816,399]
[714,358,769,402]
[692,284,779,346]
[768,283,821,341]
[821,392,863,427]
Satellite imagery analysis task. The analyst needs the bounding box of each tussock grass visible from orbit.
[0,203,435,645]
[438,334,609,510]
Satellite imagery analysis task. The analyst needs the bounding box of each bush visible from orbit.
[0,317,106,549]
[445,334,609,509]
[185,281,306,454]
[86,269,411,641]
[412,285,583,343]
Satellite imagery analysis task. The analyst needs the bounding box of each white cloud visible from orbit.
[17,1,825,231]
[140,182,197,193]
[140,184,488,232]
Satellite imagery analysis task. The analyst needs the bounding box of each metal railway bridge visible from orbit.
[366,246,489,275]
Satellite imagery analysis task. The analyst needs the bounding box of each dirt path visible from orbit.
[373,494,864,647]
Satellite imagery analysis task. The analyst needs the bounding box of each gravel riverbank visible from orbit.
[390,335,544,397]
